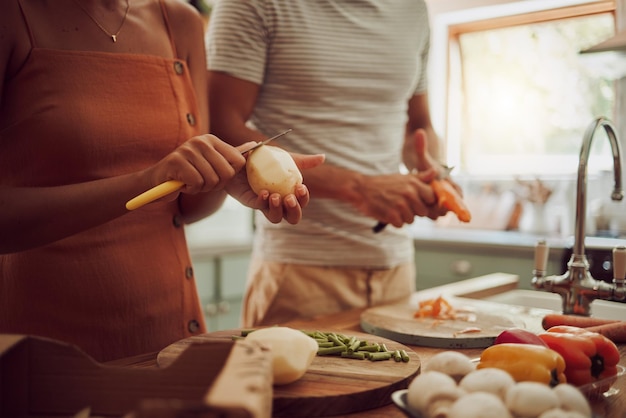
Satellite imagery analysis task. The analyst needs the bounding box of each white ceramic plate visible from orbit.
[391,389,421,418]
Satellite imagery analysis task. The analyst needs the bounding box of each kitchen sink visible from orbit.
[482,289,626,320]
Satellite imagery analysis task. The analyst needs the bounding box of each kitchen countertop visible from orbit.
[110,273,626,418]
[186,225,626,258]
[410,224,626,252]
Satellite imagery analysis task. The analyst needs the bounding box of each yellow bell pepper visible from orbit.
[477,343,567,387]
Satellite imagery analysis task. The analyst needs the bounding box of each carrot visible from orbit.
[414,296,457,319]
[541,313,620,330]
[585,322,626,343]
[431,179,471,223]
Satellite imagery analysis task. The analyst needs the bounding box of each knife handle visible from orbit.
[126,180,184,211]
[372,221,388,233]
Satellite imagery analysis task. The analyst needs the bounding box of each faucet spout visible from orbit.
[533,117,624,316]
[573,118,624,257]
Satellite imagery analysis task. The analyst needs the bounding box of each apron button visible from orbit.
[188,319,200,333]
[185,266,194,279]
[173,61,184,75]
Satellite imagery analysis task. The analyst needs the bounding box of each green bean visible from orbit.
[317,341,335,348]
[359,344,381,352]
[312,331,328,340]
[341,351,366,360]
[400,349,410,362]
[327,333,346,347]
[348,337,361,353]
[392,350,402,362]
[368,352,393,361]
[317,345,347,356]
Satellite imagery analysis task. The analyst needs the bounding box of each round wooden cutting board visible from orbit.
[157,329,421,417]
[360,299,520,349]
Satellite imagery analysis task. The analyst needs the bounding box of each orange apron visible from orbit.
[0,0,206,362]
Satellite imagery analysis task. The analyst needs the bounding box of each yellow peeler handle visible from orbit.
[125,180,185,211]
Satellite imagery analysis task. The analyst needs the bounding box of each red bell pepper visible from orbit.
[494,328,548,347]
[538,325,620,386]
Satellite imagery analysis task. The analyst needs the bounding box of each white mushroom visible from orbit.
[551,384,592,417]
[458,367,516,401]
[424,351,477,383]
[505,381,560,418]
[448,392,512,418]
[407,370,465,418]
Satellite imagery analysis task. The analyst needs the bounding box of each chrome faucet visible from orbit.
[532,117,626,316]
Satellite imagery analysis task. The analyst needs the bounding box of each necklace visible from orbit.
[71,0,131,43]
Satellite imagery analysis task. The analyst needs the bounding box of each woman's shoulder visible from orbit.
[162,0,205,24]
[161,0,205,38]
[1,0,33,81]
[0,1,24,44]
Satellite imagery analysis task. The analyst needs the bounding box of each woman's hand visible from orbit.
[145,134,252,199]
[226,152,325,224]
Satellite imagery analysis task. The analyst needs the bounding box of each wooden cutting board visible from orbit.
[360,297,521,349]
[157,329,421,417]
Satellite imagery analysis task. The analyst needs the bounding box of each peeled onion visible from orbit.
[245,326,318,385]
[246,145,303,196]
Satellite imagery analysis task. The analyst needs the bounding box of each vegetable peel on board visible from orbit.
[414,295,478,324]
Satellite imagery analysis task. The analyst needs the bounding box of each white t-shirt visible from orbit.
[206,0,430,268]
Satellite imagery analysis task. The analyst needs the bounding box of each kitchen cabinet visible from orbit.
[188,226,622,329]
[413,247,564,291]
[412,228,567,291]
[189,243,252,331]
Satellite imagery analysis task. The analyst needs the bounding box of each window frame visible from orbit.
[428,0,620,176]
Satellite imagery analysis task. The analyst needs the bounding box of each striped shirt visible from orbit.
[206,0,430,268]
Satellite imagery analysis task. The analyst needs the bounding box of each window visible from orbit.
[431,1,619,177]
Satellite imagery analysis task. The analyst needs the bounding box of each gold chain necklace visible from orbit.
[71,0,131,43]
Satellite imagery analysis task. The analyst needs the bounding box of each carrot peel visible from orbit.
[431,179,472,222]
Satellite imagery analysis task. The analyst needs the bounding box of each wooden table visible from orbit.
[108,306,626,418]
[109,274,626,418]
[280,308,626,418]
